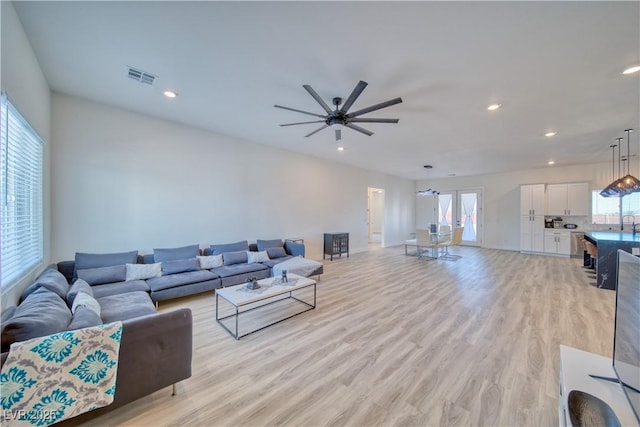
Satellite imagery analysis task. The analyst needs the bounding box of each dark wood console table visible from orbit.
[324,233,349,260]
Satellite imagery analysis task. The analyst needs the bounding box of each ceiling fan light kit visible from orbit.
[275,80,402,141]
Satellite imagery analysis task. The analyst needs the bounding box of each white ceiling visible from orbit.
[12,1,640,180]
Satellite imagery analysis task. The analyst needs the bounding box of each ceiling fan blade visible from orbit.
[347,97,403,118]
[280,120,325,127]
[349,118,399,123]
[274,104,326,119]
[302,85,332,113]
[345,123,374,136]
[339,80,368,114]
[305,124,329,138]
[335,128,341,141]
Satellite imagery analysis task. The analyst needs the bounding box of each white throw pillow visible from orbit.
[126,263,162,281]
[197,255,223,269]
[247,250,269,263]
[72,291,101,317]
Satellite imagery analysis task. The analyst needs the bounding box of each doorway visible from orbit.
[437,189,483,246]
[368,187,385,248]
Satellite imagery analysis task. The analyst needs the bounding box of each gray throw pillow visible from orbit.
[67,305,102,330]
[162,258,198,275]
[257,239,284,251]
[153,244,199,262]
[77,264,126,285]
[75,250,138,270]
[223,250,248,266]
[20,268,70,302]
[266,247,288,259]
[210,240,249,255]
[1,288,72,353]
[66,278,94,307]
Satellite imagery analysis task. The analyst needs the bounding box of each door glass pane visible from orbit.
[438,194,452,226]
[460,192,478,242]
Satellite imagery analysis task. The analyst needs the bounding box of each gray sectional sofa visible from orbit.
[0,265,193,424]
[56,238,321,303]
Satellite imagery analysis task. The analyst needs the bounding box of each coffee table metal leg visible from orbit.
[235,306,239,340]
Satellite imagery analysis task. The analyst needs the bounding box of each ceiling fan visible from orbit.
[274,80,402,141]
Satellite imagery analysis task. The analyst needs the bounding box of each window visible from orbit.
[1,93,44,288]
[591,190,640,225]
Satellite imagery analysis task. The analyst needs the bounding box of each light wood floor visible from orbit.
[82,246,615,426]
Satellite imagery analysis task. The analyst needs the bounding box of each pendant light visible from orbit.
[600,139,623,197]
[616,129,640,194]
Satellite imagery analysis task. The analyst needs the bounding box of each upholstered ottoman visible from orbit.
[272,256,323,278]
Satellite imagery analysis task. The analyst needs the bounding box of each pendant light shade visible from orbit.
[600,141,623,197]
[615,129,640,195]
[601,130,640,197]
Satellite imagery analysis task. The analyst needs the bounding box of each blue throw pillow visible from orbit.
[266,247,288,259]
[256,239,284,251]
[77,265,126,286]
[162,258,198,275]
[210,240,249,255]
[154,244,200,262]
[223,251,248,266]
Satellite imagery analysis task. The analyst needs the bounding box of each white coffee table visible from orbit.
[215,273,316,339]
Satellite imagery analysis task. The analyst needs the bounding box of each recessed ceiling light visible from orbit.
[337,146,344,151]
[622,65,640,75]
[163,90,178,98]
[545,131,557,137]
[548,160,555,165]
[487,104,501,111]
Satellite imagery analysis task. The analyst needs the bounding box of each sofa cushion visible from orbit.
[67,305,103,330]
[1,288,72,353]
[146,270,218,292]
[261,256,295,269]
[197,255,223,269]
[223,250,248,266]
[247,250,269,263]
[266,247,288,259]
[162,258,198,275]
[75,250,138,270]
[209,240,248,255]
[66,278,94,307]
[211,263,269,278]
[20,268,70,302]
[153,244,199,262]
[256,239,284,251]
[90,280,150,299]
[126,262,162,281]
[77,264,126,286]
[98,291,156,323]
[72,291,101,317]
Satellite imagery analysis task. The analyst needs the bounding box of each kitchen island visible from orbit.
[584,231,640,289]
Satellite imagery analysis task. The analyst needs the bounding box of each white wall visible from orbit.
[1,1,51,308]
[416,162,637,251]
[51,94,415,261]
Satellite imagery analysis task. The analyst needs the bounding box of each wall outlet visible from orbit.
[632,247,640,256]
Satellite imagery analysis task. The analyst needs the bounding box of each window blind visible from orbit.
[1,93,44,288]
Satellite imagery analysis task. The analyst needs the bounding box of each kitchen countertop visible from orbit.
[585,231,640,242]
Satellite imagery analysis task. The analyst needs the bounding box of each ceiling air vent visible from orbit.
[127,66,156,85]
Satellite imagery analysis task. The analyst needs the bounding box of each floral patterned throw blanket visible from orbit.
[0,322,122,426]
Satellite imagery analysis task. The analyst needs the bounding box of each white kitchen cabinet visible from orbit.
[521,215,545,252]
[544,229,571,255]
[520,184,545,216]
[546,183,589,216]
[520,185,545,253]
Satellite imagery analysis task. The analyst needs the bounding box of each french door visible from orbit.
[437,189,483,246]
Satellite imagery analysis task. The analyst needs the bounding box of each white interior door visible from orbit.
[438,189,483,246]
[368,187,384,244]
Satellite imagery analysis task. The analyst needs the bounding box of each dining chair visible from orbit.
[415,228,437,259]
[439,225,451,234]
[439,226,464,260]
